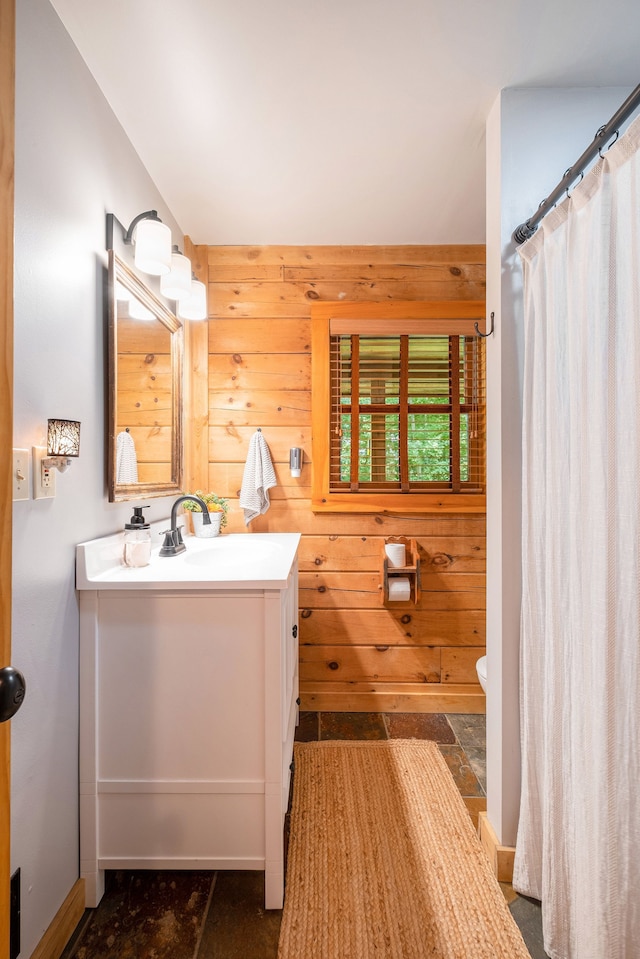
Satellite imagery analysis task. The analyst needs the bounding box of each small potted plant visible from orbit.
[181,490,229,537]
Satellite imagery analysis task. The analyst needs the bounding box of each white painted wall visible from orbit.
[12,1,184,954]
[485,85,633,845]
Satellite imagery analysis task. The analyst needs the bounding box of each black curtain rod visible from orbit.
[512,83,640,245]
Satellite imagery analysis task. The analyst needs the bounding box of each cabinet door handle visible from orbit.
[292,625,298,638]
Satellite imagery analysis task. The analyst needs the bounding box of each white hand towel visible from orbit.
[239,430,277,525]
[116,430,139,484]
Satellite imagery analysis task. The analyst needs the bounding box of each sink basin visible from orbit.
[184,538,282,570]
[76,529,300,591]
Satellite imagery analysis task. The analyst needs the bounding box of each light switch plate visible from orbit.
[12,449,30,501]
[32,447,56,499]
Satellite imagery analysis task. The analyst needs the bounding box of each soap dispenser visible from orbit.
[123,506,151,568]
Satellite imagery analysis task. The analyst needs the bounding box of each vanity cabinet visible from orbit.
[77,532,300,910]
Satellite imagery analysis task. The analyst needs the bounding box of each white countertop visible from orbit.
[76,525,301,590]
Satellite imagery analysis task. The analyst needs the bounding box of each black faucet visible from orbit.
[159,495,212,557]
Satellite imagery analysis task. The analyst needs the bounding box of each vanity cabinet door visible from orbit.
[97,591,265,782]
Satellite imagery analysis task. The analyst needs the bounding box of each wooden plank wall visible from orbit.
[202,245,486,712]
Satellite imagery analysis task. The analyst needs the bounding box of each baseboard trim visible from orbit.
[30,878,85,959]
[299,682,486,713]
[478,811,515,882]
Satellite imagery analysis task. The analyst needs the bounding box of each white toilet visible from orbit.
[476,655,487,693]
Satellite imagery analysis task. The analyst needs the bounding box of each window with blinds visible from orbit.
[330,333,485,493]
[311,301,487,513]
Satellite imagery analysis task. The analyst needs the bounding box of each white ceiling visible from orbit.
[49,0,640,245]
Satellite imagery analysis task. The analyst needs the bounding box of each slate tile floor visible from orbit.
[61,712,547,959]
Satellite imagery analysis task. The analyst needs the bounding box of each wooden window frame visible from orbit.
[311,301,487,514]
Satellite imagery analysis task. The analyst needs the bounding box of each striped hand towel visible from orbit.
[239,430,277,525]
[116,430,139,484]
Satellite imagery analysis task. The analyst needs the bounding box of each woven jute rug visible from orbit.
[278,741,530,959]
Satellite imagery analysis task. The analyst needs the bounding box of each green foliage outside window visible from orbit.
[338,412,470,483]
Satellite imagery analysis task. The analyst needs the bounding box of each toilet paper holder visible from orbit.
[380,537,421,605]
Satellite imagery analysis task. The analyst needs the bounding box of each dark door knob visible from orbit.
[0,667,26,723]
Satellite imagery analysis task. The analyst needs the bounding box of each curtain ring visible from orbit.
[566,171,584,198]
[599,129,619,159]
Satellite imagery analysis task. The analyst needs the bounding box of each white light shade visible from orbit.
[161,251,193,300]
[177,278,208,320]
[134,218,172,275]
[128,295,156,321]
[115,282,131,302]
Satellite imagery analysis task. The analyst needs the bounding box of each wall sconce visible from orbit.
[108,211,207,319]
[289,447,303,477]
[42,419,81,473]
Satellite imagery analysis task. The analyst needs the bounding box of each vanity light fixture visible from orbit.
[177,276,208,321]
[108,211,206,320]
[161,246,193,301]
[43,419,81,473]
[121,210,172,276]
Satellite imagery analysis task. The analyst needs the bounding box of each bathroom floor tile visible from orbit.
[509,895,548,959]
[464,745,487,794]
[446,713,487,750]
[384,712,457,742]
[60,870,215,959]
[197,872,282,959]
[319,711,388,740]
[437,744,485,797]
[294,711,319,742]
[59,910,94,959]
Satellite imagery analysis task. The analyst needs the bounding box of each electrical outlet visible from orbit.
[32,447,56,499]
[12,449,30,501]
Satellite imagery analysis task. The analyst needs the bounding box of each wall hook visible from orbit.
[475,312,495,338]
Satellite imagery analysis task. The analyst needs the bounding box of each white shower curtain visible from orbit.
[514,115,640,959]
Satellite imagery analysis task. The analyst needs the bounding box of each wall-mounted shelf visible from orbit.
[380,536,421,606]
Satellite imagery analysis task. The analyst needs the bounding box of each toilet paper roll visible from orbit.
[387,577,411,601]
[385,543,406,568]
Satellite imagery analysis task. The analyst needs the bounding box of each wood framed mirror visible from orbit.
[107,251,184,502]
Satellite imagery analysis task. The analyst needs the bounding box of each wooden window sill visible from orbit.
[311,493,486,514]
